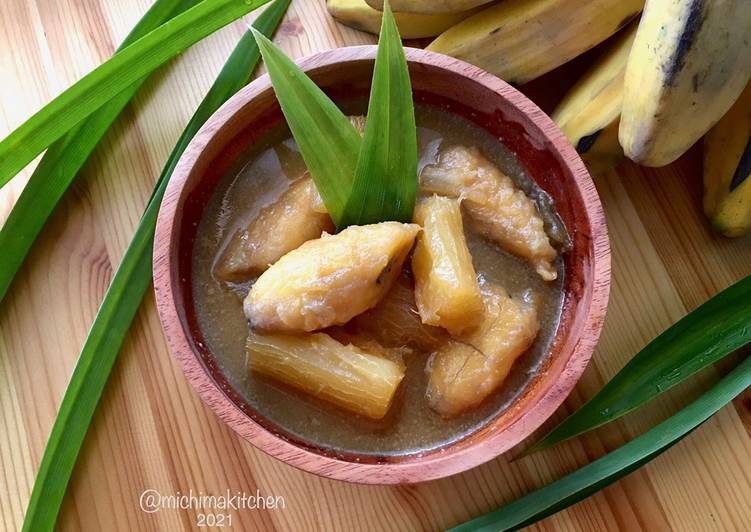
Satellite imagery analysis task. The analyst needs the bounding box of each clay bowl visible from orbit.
[153,46,611,484]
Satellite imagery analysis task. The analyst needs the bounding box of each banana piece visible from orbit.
[620,0,751,167]
[327,0,475,39]
[426,0,643,85]
[703,82,751,238]
[365,0,493,14]
[552,23,637,176]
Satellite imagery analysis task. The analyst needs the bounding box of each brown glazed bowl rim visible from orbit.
[153,46,611,484]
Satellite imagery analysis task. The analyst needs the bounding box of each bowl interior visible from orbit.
[154,46,609,483]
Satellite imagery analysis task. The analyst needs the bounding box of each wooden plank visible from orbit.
[0,1,749,531]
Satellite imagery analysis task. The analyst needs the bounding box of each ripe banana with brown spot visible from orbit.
[327,0,476,39]
[552,24,638,176]
[365,0,494,14]
[426,0,643,85]
[620,0,751,167]
[703,82,751,238]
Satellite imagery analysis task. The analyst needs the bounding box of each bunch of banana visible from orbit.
[325,0,751,239]
[703,82,751,238]
[552,24,637,176]
[327,0,476,39]
[426,0,644,85]
[620,0,751,167]
[365,0,493,14]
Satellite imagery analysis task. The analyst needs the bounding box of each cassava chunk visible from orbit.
[412,195,483,335]
[348,270,448,352]
[427,284,539,417]
[215,177,333,281]
[248,330,405,419]
[349,114,367,135]
[244,222,420,332]
[420,146,558,281]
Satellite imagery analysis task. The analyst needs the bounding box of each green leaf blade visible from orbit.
[527,274,751,453]
[0,0,272,186]
[251,28,361,224]
[21,2,290,530]
[0,0,202,304]
[451,354,751,532]
[339,1,417,228]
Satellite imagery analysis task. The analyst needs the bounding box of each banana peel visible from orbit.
[426,0,643,85]
[552,23,637,176]
[364,0,493,14]
[703,82,751,238]
[574,121,623,178]
[327,0,476,38]
[620,0,751,167]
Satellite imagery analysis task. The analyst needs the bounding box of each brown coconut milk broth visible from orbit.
[191,105,565,456]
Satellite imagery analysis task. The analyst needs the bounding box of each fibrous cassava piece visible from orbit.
[349,114,367,135]
[427,284,539,417]
[244,221,420,332]
[248,330,405,419]
[348,270,448,351]
[412,195,483,335]
[420,146,557,281]
[215,177,333,282]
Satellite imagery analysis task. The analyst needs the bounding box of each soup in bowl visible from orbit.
[153,46,610,484]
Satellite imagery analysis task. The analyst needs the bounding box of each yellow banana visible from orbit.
[703,82,751,238]
[327,0,475,39]
[575,122,623,177]
[365,0,493,14]
[426,0,643,85]
[620,0,751,167]
[552,24,637,176]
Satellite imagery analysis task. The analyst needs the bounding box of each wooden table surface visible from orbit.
[2,1,751,530]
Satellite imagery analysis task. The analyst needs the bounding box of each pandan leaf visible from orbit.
[451,353,751,532]
[0,0,202,304]
[251,28,361,224]
[0,0,272,186]
[252,1,418,228]
[21,2,290,530]
[527,274,751,454]
[339,0,417,227]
